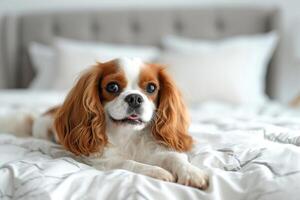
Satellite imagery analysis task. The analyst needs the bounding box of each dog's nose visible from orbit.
[125,94,144,108]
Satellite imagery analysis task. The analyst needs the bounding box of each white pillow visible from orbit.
[160,32,278,105]
[28,43,56,89]
[53,37,160,90]
[28,38,160,90]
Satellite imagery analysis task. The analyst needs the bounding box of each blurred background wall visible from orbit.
[0,0,299,103]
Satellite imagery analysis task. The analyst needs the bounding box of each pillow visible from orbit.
[53,38,160,90]
[28,43,56,89]
[28,38,160,90]
[160,32,278,105]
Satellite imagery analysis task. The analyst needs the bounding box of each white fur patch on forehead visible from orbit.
[117,57,144,88]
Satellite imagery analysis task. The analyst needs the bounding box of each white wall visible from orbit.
[0,0,300,103]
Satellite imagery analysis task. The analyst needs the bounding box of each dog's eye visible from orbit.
[146,83,156,94]
[106,82,120,93]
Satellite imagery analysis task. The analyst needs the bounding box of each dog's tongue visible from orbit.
[127,114,139,120]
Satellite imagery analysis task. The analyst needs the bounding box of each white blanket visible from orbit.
[0,91,300,200]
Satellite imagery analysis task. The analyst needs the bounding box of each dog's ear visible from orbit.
[152,66,193,152]
[54,63,107,156]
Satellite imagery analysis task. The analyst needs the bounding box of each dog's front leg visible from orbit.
[146,151,209,189]
[91,157,175,182]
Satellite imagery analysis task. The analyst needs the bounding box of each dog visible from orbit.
[32,57,209,189]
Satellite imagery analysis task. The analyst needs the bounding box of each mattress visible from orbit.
[0,90,300,200]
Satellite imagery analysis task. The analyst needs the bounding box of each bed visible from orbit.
[1,92,300,199]
[1,6,300,200]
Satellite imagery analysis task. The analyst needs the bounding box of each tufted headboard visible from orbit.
[0,6,280,96]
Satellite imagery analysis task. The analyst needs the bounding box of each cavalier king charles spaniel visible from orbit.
[33,57,209,189]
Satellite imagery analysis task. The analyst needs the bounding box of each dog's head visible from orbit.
[54,58,193,156]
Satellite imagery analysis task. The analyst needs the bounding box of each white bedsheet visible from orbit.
[0,91,300,200]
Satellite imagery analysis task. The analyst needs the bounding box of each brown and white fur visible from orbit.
[32,57,209,189]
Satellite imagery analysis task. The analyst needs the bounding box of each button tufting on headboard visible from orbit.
[215,17,225,33]
[131,20,141,34]
[91,20,100,35]
[173,19,183,34]
[53,21,61,36]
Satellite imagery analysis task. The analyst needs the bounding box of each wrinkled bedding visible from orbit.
[1,90,300,200]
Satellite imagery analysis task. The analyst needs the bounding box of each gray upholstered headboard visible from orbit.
[0,6,280,96]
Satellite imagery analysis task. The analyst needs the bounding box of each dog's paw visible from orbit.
[176,165,209,190]
[144,166,175,182]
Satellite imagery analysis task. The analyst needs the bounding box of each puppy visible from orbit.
[33,57,209,189]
